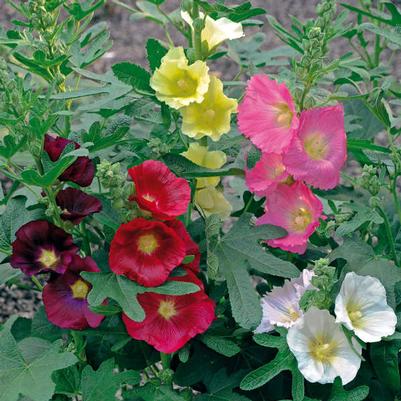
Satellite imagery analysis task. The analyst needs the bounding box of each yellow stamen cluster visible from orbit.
[303,132,329,160]
[309,335,338,363]
[137,233,159,255]
[290,207,312,232]
[70,279,90,300]
[158,300,177,320]
[38,249,59,270]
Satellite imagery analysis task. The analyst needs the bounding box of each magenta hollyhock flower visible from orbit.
[238,74,299,154]
[43,255,104,330]
[283,105,347,190]
[11,220,78,276]
[56,188,102,225]
[123,270,215,353]
[257,181,323,254]
[245,153,290,196]
[44,134,95,187]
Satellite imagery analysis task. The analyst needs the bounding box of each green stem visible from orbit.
[79,222,92,256]
[160,352,171,369]
[377,206,399,266]
[192,2,203,60]
[391,176,401,225]
[31,276,43,291]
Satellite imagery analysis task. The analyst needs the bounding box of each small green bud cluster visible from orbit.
[148,137,172,157]
[391,145,401,175]
[298,0,336,80]
[359,164,380,196]
[300,258,337,310]
[97,160,134,214]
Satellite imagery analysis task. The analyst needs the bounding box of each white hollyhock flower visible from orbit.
[335,272,397,343]
[181,11,244,51]
[287,307,362,385]
[255,269,314,333]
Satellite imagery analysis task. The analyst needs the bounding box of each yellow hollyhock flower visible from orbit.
[182,142,227,188]
[180,76,237,141]
[181,11,244,52]
[150,47,210,109]
[195,186,232,219]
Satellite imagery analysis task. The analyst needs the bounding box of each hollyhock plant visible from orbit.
[283,105,347,189]
[245,152,290,196]
[11,220,78,276]
[128,160,191,220]
[238,74,299,154]
[165,219,200,273]
[180,76,238,141]
[56,188,102,225]
[150,47,210,109]
[257,181,323,254]
[109,218,186,287]
[44,134,95,187]
[335,272,397,343]
[255,269,314,333]
[43,255,104,330]
[122,270,215,353]
[181,142,227,188]
[287,307,362,385]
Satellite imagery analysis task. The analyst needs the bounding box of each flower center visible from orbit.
[274,103,293,128]
[290,207,312,232]
[205,109,216,119]
[70,279,90,299]
[267,164,286,179]
[137,233,159,255]
[303,132,329,160]
[287,307,301,322]
[38,249,59,269]
[158,300,177,320]
[347,303,364,329]
[309,336,337,363]
[143,193,156,202]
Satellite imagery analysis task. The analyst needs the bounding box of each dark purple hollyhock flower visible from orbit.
[43,255,104,330]
[44,134,95,187]
[11,220,78,276]
[56,188,102,225]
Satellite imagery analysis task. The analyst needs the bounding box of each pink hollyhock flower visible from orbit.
[245,153,290,196]
[11,220,78,276]
[109,218,186,287]
[257,181,323,254]
[43,255,104,330]
[165,219,200,273]
[283,105,347,189]
[44,134,95,187]
[238,74,299,154]
[56,188,102,225]
[128,160,191,221]
[123,270,215,353]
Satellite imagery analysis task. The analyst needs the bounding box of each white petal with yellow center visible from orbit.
[287,307,362,385]
[335,272,397,343]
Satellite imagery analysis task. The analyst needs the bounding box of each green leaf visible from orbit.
[200,334,241,357]
[112,62,152,93]
[81,358,140,401]
[81,272,200,321]
[53,365,81,397]
[0,197,44,254]
[328,377,369,401]
[215,214,299,329]
[240,332,304,401]
[0,263,20,284]
[0,317,77,401]
[370,340,401,393]
[127,383,187,401]
[31,307,65,342]
[65,0,106,20]
[163,154,244,179]
[360,22,401,47]
[146,38,168,72]
[341,2,401,26]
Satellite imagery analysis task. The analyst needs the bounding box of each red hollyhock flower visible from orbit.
[43,255,104,330]
[109,218,186,287]
[56,188,102,225]
[44,134,95,187]
[128,160,191,220]
[165,220,200,273]
[122,270,215,353]
[11,220,78,276]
